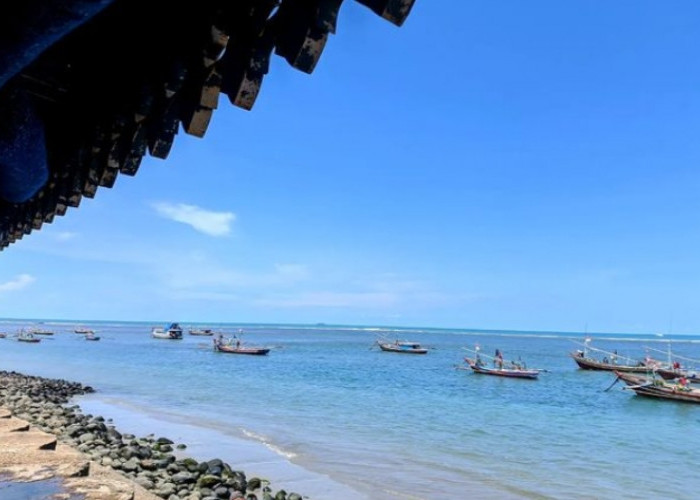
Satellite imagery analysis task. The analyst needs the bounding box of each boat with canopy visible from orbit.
[151,323,184,340]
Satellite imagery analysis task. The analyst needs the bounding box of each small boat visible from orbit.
[462,357,540,379]
[189,328,215,336]
[213,336,269,355]
[74,327,95,334]
[151,322,183,340]
[460,346,542,379]
[377,340,428,354]
[17,330,41,343]
[85,332,100,341]
[570,339,664,373]
[28,327,54,336]
[0,332,6,338]
[615,371,700,404]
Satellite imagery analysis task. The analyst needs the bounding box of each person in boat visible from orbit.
[576,349,585,358]
[475,354,484,367]
[678,376,691,391]
[611,350,618,365]
[673,361,681,370]
[494,349,504,369]
[235,337,241,349]
[603,357,609,364]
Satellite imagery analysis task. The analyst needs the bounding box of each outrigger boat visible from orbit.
[460,346,542,379]
[615,371,700,404]
[151,322,183,340]
[74,327,95,334]
[213,335,269,355]
[570,339,664,373]
[376,340,428,354]
[85,332,100,341]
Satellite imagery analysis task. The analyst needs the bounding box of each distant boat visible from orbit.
[616,371,700,404]
[213,335,269,355]
[189,328,215,336]
[74,327,95,334]
[0,332,6,339]
[376,340,428,354]
[18,330,41,343]
[28,327,54,335]
[85,332,100,341]
[151,323,183,340]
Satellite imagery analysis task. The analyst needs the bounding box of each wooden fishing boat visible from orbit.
[151,323,183,340]
[615,371,700,404]
[377,341,428,354]
[213,336,269,355]
[17,331,41,343]
[569,353,656,373]
[569,338,665,373]
[85,332,101,341]
[462,357,540,379]
[189,328,215,336]
[74,327,94,334]
[0,332,6,338]
[214,343,270,355]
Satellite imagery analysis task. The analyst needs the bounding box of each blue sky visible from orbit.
[3,1,700,334]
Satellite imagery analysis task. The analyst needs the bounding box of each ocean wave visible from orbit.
[240,428,298,459]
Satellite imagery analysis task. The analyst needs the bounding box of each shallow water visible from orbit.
[1,321,699,499]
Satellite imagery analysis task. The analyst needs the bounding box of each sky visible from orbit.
[3,1,700,334]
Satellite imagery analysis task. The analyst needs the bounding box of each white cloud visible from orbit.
[152,202,235,237]
[0,274,36,292]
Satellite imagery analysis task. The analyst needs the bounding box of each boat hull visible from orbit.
[464,358,539,379]
[616,372,700,404]
[570,353,653,373]
[214,344,269,355]
[378,343,427,354]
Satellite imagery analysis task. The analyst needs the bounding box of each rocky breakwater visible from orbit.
[0,371,305,500]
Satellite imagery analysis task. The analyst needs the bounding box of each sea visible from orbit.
[1,320,699,500]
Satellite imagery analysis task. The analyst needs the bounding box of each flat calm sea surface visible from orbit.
[2,320,699,499]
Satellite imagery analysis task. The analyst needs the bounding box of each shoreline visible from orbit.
[75,394,368,499]
[0,370,313,500]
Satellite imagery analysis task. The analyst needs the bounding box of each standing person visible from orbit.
[494,349,504,369]
[611,350,618,365]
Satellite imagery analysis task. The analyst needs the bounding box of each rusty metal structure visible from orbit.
[0,0,414,249]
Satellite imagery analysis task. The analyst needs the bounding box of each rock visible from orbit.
[122,458,140,472]
[135,477,155,490]
[247,478,262,490]
[197,475,221,489]
[274,491,286,500]
[158,482,177,498]
[157,437,174,444]
[172,471,195,484]
[176,443,187,450]
[286,495,301,500]
[78,432,96,444]
[214,486,229,498]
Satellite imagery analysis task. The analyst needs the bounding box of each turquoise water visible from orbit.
[1,320,700,499]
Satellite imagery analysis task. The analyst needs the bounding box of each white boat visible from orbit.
[74,326,95,334]
[151,323,183,340]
